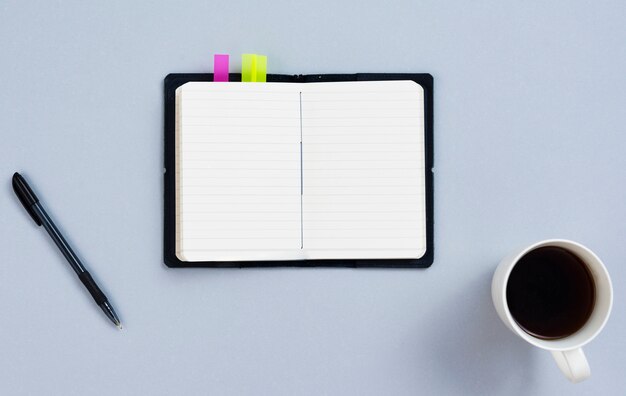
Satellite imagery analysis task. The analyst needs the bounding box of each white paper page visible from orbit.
[176,82,305,262]
[300,81,427,259]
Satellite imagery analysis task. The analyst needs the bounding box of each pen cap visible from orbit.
[12,172,42,226]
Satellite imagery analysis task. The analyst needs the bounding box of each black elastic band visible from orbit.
[78,272,107,305]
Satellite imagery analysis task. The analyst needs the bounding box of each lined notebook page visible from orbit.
[301,81,426,259]
[176,83,304,261]
[176,81,426,262]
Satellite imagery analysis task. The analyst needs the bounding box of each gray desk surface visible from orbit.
[1,1,625,395]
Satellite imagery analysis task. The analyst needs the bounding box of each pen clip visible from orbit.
[12,172,42,226]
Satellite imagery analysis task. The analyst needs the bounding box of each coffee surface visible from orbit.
[506,247,595,339]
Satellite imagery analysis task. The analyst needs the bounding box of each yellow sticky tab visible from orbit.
[255,55,267,82]
[242,54,256,82]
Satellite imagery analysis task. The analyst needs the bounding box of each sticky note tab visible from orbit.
[214,54,229,82]
[242,54,267,82]
[242,54,256,82]
[255,55,267,82]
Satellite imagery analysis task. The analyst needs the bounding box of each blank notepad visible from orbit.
[174,80,427,263]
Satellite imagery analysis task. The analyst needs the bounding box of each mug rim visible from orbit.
[499,239,613,351]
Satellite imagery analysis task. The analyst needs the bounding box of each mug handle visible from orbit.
[551,348,591,383]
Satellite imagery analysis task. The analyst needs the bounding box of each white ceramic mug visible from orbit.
[492,239,613,383]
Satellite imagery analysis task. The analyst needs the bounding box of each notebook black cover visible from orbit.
[164,73,434,268]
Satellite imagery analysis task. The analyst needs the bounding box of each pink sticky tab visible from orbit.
[214,54,229,82]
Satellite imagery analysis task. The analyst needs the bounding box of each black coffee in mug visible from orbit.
[506,246,596,339]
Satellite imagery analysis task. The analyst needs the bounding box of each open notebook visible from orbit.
[164,74,433,267]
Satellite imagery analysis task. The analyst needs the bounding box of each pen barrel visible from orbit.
[78,271,108,305]
[32,203,86,274]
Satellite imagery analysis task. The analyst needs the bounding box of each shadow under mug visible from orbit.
[492,239,613,383]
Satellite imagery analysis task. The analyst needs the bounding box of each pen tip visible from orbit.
[117,323,123,330]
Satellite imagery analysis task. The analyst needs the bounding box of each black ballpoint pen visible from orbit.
[12,172,122,329]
